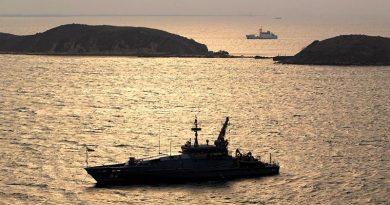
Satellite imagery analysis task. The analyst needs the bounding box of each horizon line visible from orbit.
[0,14,266,17]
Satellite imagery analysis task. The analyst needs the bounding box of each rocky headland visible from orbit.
[274,35,390,65]
[0,24,230,57]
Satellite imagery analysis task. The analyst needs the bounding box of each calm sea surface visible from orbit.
[0,16,389,204]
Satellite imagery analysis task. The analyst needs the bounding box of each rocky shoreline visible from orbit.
[0,24,219,57]
[274,35,390,66]
[2,25,388,64]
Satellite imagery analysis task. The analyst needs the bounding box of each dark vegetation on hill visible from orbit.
[0,24,223,57]
[274,35,390,65]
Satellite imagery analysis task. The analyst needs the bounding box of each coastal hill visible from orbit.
[275,35,390,65]
[0,24,210,56]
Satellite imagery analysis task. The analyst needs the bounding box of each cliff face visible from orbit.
[0,24,209,56]
[278,35,390,65]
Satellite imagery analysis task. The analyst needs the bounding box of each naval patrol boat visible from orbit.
[85,117,279,184]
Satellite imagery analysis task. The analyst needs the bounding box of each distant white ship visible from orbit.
[246,28,278,39]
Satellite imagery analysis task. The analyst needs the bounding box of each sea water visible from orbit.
[0,16,389,204]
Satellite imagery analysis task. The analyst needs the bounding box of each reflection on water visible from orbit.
[0,55,389,204]
[91,179,233,190]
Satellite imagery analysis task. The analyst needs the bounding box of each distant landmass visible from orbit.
[274,35,390,65]
[0,24,227,57]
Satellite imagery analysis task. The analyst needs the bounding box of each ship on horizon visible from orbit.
[246,28,278,39]
[85,117,280,185]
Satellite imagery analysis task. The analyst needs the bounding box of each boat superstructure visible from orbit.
[246,28,278,39]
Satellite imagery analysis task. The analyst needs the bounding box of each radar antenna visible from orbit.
[191,116,201,147]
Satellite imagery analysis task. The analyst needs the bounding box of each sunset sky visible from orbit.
[0,0,389,18]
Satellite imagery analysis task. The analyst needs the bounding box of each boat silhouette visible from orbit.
[85,117,280,184]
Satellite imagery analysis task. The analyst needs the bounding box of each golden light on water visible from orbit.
[1,53,389,203]
[1,13,390,204]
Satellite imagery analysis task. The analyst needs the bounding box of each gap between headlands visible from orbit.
[0,24,389,65]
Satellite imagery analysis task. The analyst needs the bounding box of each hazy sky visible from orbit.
[0,0,389,18]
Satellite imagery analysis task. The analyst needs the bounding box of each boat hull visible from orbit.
[246,36,278,40]
[85,165,279,185]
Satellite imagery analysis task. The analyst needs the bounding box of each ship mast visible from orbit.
[191,116,201,147]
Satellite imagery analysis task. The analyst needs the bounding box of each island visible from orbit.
[274,35,390,65]
[0,24,229,57]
